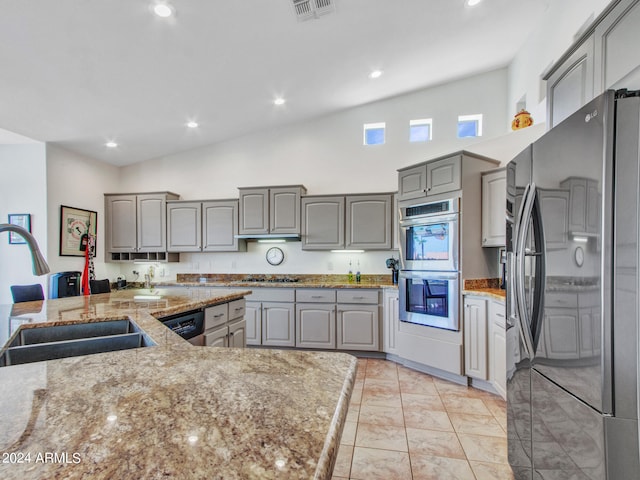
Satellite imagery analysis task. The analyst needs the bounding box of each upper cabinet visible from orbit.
[167,199,246,253]
[398,155,461,201]
[545,0,640,129]
[481,168,507,247]
[105,192,179,262]
[559,177,600,234]
[302,193,393,250]
[238,185,306,236]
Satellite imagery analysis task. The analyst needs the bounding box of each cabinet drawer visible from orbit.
[336,289,379,304]
[205,303,228,330]
[228,299,246,320]
[545,293,578,308]
[296,289,336,303]
[245,288,295,303]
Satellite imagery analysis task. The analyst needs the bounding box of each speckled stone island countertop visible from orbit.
[0,288,357,480]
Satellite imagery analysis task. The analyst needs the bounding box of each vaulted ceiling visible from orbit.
[0,0,550,165]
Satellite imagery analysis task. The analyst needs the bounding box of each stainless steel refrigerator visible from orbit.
[506,89,640,479]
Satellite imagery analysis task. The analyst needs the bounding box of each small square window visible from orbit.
[457,114,483,138]
[409,119,432,142]
[363,122,385,145]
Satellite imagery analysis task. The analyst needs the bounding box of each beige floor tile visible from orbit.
[470,460,516,480]
[449,412,506,437]
[410,453,476,480]
[440,394,493,416]
[433,379,474,395]
[399,377,439,395]
[333,444,353,478]
[365,359,399,379]
[340,420,357,446]
[350,446,412,480]
[361,389,403,408]
[345,404,360,423]
[405,427,466,459]
[458,433,509,464]
[364,377,400,392]
[401,392,446,411]
[358,404,405,426]
[355,422,408,452]
[403,406,453,431]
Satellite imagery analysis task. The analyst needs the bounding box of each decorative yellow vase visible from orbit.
[511,109,534,130]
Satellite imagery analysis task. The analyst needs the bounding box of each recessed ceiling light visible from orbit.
[369,70,383,79]
[153,3,174,17]
[465,0,482,6]
[105,141,118,148]
[274,98,286,106]
[186,121,199,128]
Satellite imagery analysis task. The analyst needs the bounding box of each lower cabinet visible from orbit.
[296,303,336,349]
[204,299,246,348]
[463,294,506,399]
[262,302,296,347]
[383,289,399,355]
[337,304,379,351]
[245,301,262,346]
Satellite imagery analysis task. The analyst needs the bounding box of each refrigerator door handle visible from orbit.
[529,186,546,353]
[515,183,536,358]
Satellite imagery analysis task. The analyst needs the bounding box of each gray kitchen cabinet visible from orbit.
[262,302,296,347]
[203,299,246,348]
[105,192,179,262]
[481,168,506,247]
[545,35,595,128]
[205,325,228,347]
[538,188,570,250]
[245,301,262,346]
[296,303,336,349]
[167,201,201,252]
[398,155,462,201]
[542,293,579,360]
[489,299,506,399]
[560,177,600,234]
[167,199,244,253]
[594,0,640,92]
[346,194,392,250]
[383,288,399,355]
[238,185,306,236]
[301,195,345,250]
[228,318,247,348]
[337,304,379,351]
[464,296,488,380]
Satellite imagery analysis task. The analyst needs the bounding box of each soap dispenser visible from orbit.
[348,261,354,283]
[356,261,361,283]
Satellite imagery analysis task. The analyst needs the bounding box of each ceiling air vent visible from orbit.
[292,0,335,22]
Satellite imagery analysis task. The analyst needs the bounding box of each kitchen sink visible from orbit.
[0,319,156,367]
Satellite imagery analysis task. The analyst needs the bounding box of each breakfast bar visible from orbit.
[0,289,357,480]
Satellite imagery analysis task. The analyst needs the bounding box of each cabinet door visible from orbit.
[296,303,335,349]
[538,189,569,250]
[336,304,379,351]
[560,177,588,233]
[345,194,392,250]
[228,319,246,348]
[137,194,167,252]
[383,289,399,355]
[262,302,295,347]
[481,169,506,247]
[205,325,228,347]
[594,0,640,92]
[426,155,461,196]
[202,200,242,252]
[167,202,201,252]
[239,188,269,235]
[398,165,427,201]
[105,195,137,252]
[301,196,345,250]
[464,297,488,380]
[245,301,262,346]
[547,35,595,128]
[543,308,579,360]
[489,300,506,399]
[270,187,302,235]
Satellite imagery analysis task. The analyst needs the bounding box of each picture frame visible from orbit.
[8,214,31,244]
[59,205,97,257]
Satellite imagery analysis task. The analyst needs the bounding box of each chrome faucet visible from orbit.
[0,223,50,275]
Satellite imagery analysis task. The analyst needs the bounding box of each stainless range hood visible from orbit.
[234,234,300,242]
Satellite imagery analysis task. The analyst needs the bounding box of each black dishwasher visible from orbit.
[159,310,205,346]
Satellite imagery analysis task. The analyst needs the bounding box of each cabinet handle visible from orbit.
[483,238,487,243]
[495,312,505,317]
[353,296,365,300]
[213,313,224,318]
[311,295,323,299]
[422,188,427,193]
[234,307,244,311]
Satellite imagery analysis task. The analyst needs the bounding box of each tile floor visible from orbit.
[333,358,514,480]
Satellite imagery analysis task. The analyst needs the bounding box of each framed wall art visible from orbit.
[59,205,97,257]
[7,213,31,244]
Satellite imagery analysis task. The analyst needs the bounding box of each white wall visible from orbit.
[0,143,48,304]
[115,68,510,282]
[508,0,611,123]
[46,144,121,285]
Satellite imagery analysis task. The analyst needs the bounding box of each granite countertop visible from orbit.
[462,279,506,301]
[0,289,357,480]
